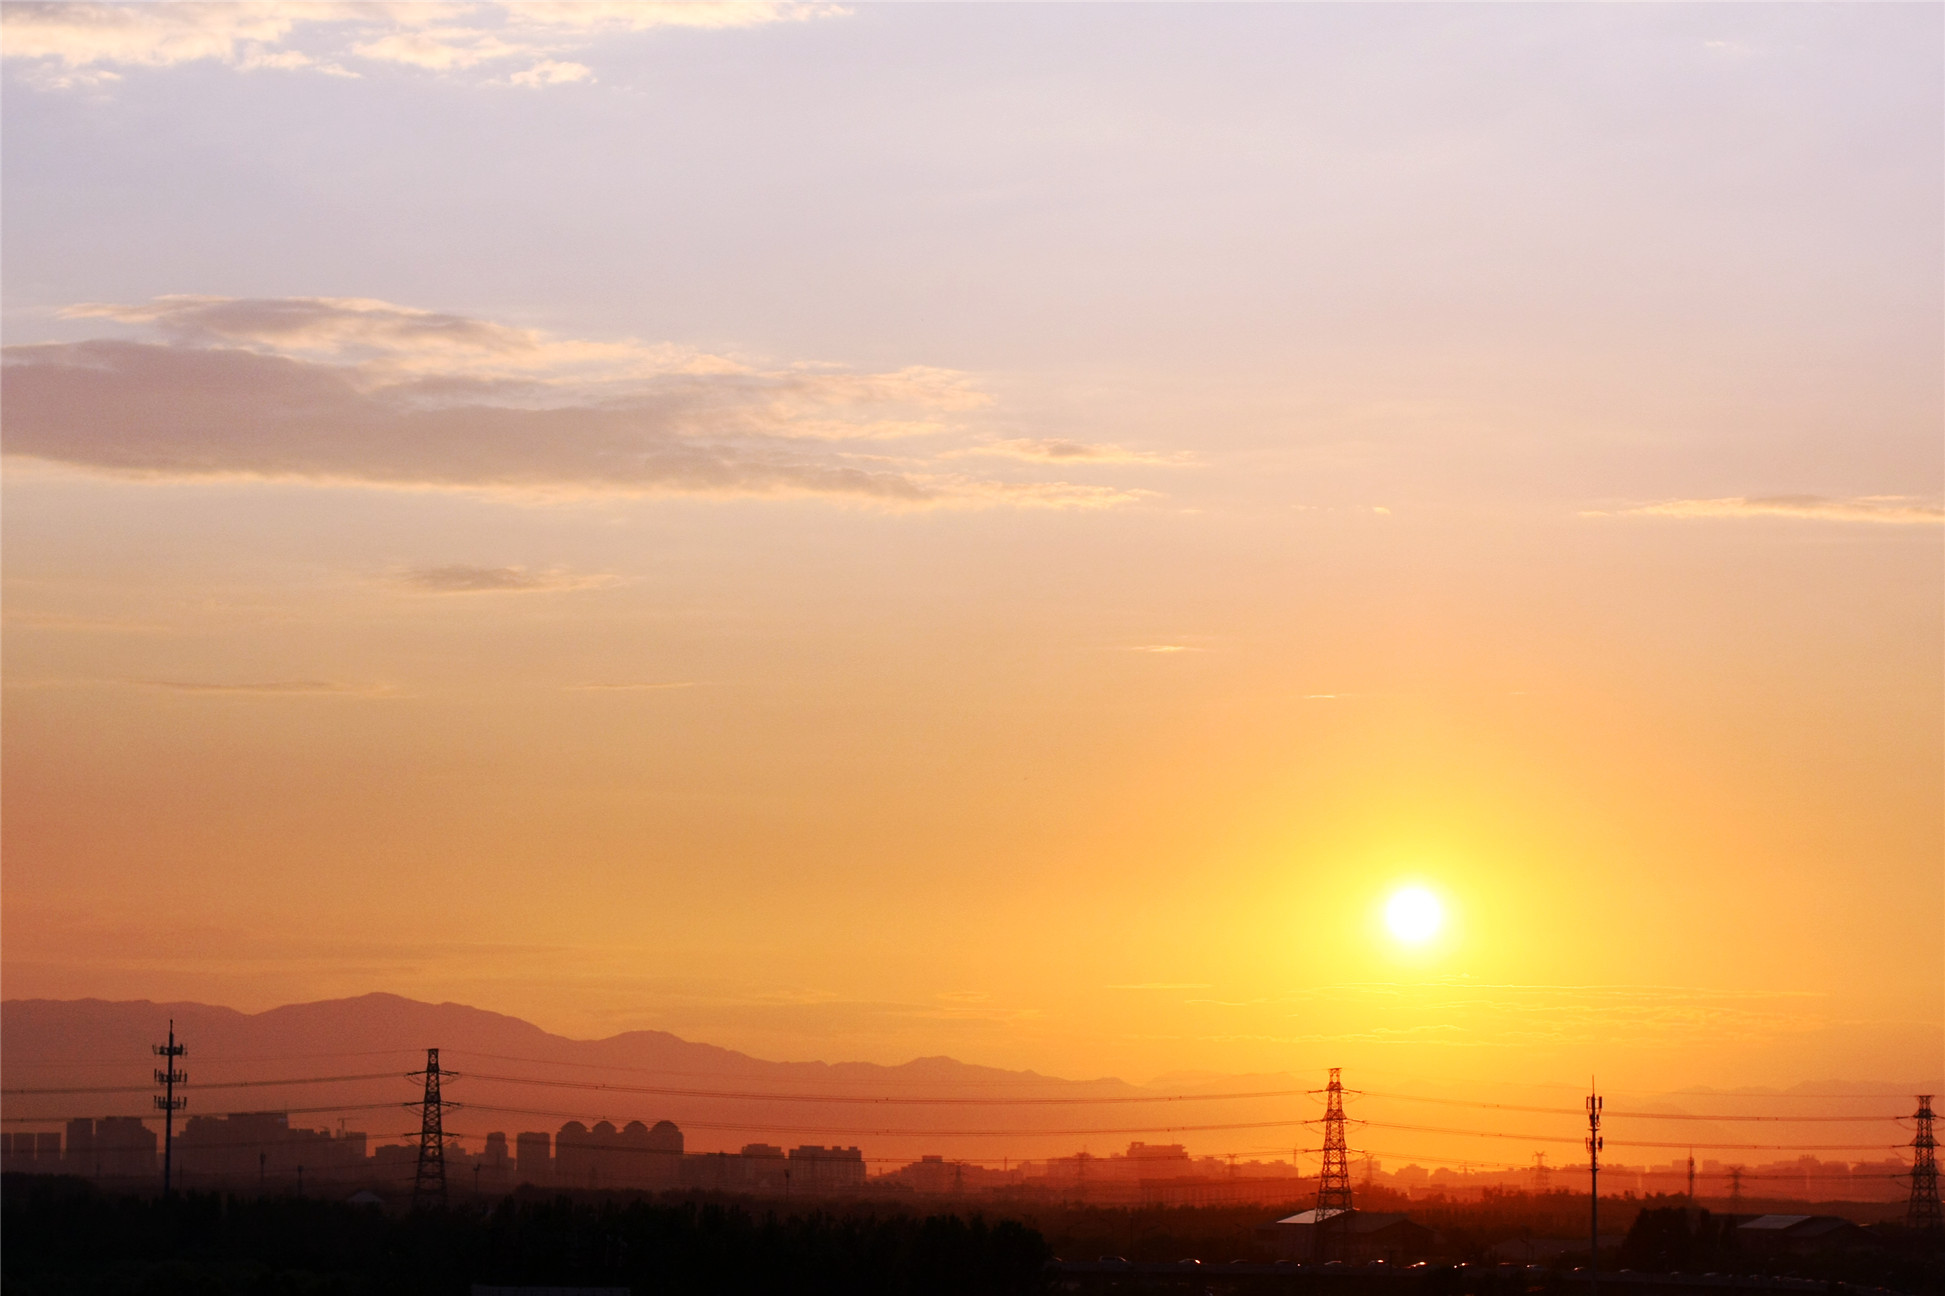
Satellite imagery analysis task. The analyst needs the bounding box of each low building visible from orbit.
[684,1143,790,1194]
[1735,1214,1868,1257]
[788,1145,866,1193]
[553,1119,684,1190]
[1265,1208,1435,1263]
[0,1131,63,1173]
[65,1117,157,1179]
[1124,1142,1193,1178]
[173,1112,366,1190]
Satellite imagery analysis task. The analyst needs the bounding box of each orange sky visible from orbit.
[2,3,1939,1100]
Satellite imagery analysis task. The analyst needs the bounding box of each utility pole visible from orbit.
[1729,1165,1743,1211]
[1687,1151,1696,1205]
[1533,1152,1550,1194]
[152,1021,187,1195]
[1314,1067,1354,1262]
[1586,1083,1603,1287]
[1909,1095,1941,1232]
[410,1047,451,1208]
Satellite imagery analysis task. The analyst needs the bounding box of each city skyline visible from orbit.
[3,992,1933,1181]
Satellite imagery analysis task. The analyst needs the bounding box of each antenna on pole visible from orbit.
[1586,1081,1603,1290]
[410,1047,454,1209]
[1909,1095,1941,1232]
[152,1021,187,1196]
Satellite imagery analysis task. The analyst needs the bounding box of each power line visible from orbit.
[1357,1119,1903,1152]
[1358,1090,1901,1122]
[5,1072,405,1095]
[3,1065,1913,1119]
[7,1099,1906,1152]
[3,1101,412,1124]
[439,1048,1155,1088]
[455,1071,1312,1106]
[456,1102,1315,1138]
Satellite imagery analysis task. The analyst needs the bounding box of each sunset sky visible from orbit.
[3,2,1939,1098]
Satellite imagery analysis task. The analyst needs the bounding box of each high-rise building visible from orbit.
[515,1131,551,1185]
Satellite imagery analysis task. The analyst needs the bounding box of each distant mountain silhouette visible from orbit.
[1,994,1182,1162]
[9,995,1926,1170]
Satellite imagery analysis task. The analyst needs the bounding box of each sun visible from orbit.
[1385,886,1444,944]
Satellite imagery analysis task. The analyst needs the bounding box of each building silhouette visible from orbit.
[64,1117,157,1179]
[516,1131,551,1184]
[787,1145,867,1193]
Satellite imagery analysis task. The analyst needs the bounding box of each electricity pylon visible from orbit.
[411,1047,453,1208]
[1909,1095,1941,1231]
[1313,1067,1355,1262]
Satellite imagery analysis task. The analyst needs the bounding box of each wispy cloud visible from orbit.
[1595,495,1944,525]
[3,297,1145,510]
[129,678,393,697]
[947,437,1193,466]
[1123,644,1201,654]
[395,564,616,593]
[60,295,743,383]
[1,2,847,90]
[563,681,697,692]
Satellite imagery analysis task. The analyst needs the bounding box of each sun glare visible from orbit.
[1385,886,1444,944]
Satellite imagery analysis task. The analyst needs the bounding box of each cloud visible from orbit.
[509,58,592,87]
[395,564,614,593]
[2,297,1144,510]
[949,437,1193,465]
[350,25,528,71]
[1123,644,1200,654]
[2,2,847,88]
[130,678,388,696]
[563,681,697,691]
[1598,495,1944,525]
[60,294,724,382]
[502,3,850,33]
[0,2,324,69]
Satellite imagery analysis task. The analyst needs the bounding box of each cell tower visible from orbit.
[1313,1067,1354,1261]
[1908,1095,1941,1232]
[1586,1084,1603,1283]
[152,1021,187,1195]
[410,1047,452,1208]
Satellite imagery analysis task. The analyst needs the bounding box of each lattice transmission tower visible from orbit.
[1311,1067,1355,1261]
[1909,1094,1941,1232]
[1316,1067,1354,1214]
[411,1047,453,1208]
